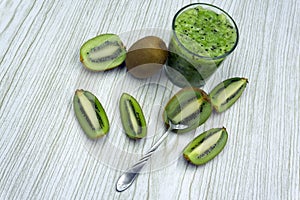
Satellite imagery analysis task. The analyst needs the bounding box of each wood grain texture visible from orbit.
[0,0,299,199]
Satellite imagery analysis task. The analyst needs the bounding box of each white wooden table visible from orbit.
[0,0,299,199]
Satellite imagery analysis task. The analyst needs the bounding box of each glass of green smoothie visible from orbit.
[165,3,239,87]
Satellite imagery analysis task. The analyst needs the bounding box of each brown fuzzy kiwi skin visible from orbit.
[126,36,168,78]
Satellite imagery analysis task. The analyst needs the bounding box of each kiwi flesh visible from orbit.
[126,36,168,78]
[80,34,126,71]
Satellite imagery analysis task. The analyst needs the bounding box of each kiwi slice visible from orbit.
[73,89,110,139]
[183,127,228,165]
[209,77,248,112]
[119,93,147,139]
[80,34,126,71]
[162,87,212,133]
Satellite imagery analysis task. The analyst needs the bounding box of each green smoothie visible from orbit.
[166,4,238,87]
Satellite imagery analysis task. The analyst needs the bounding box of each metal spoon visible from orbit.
[116,121,188,192]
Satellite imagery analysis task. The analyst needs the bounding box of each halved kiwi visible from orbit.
[80,34,126,71]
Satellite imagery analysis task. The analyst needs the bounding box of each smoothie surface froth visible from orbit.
[174,6,237,58]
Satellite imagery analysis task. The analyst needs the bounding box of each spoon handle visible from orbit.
[116,128,172,192]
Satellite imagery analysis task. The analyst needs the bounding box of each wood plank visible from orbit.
[0,0,299,199]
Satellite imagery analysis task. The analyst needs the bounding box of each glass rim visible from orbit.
[172,3,239,60]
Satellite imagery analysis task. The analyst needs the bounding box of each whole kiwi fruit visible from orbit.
[126,36,168,78]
